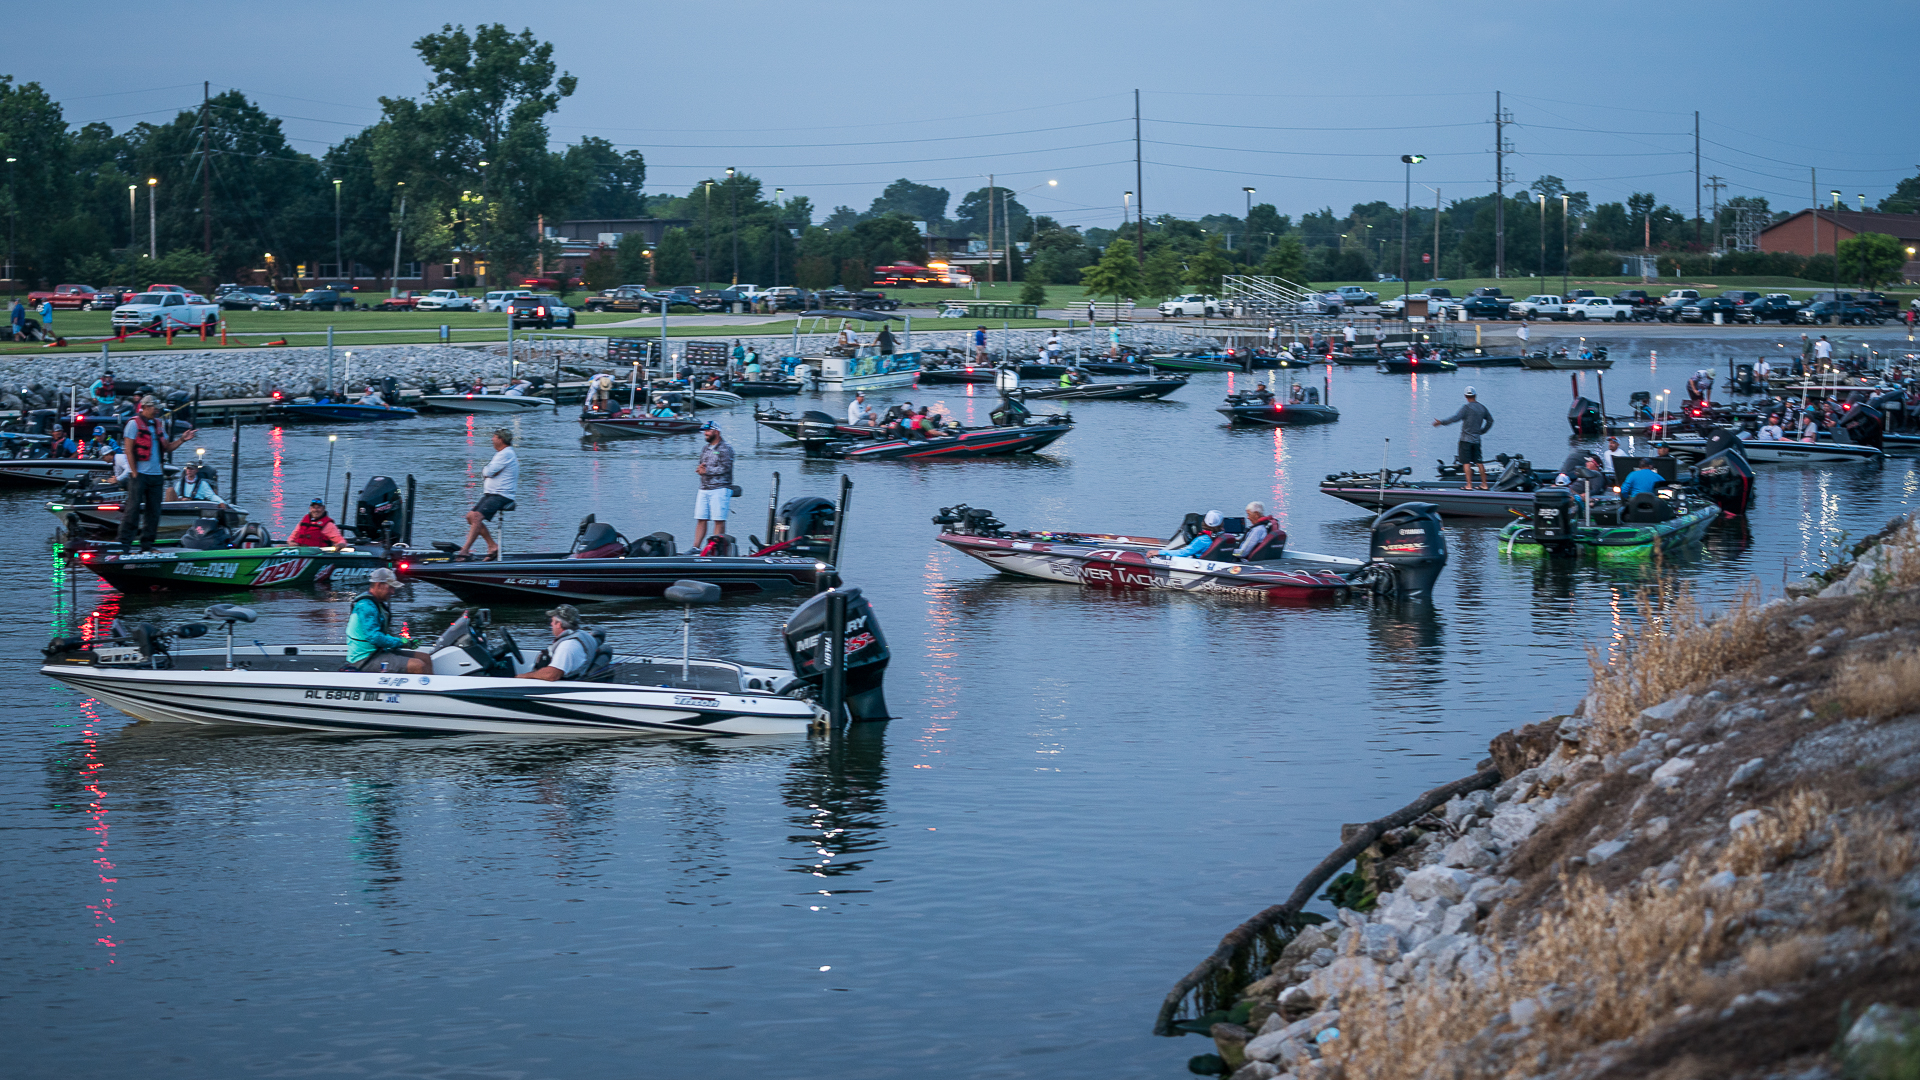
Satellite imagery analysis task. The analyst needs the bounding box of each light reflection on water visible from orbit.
[3,337,1918,1078]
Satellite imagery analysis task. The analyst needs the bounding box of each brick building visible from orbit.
[1759,209,1920,282]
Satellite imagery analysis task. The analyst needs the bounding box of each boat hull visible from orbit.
[1014,378,1186,401]
[728,380,804,396]
[49,498,248,537]
[1662,436,1883,464]
[1219,403,1340,426]
[917,367,999,384]
[77,545,389,591]
[397,552,835,602]
[828,423,1072,460]
[1517,355,1613,370]
[417,394,555,414]
[269,403,419,422]
[936,532,1351,603]
[1375,358,1459,373]
[42,657,820,736]
[581,416,702,438]
[1498,501,1718,556]
[1145,355,1242,373]
[1320,481,1547,518]
[0,458,118,488]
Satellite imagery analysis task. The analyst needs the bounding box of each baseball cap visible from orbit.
[368,568,398,584]
[1203,510,1224,528]
[1464,386,1477,396]
[700,421,720,432]
[309,496,326,506]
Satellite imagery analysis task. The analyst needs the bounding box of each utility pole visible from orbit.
[200,82,212,256]
[1494,92,1508,279]
[1561,194,1569,298]
[1694,111,1702,245]
[726,166,738,285]
[1433,187,1441,281]
[1134,88,1145,267]
[1539,194,1546,279]
[1705,175,1727,251]
[1811,167,1819,276]
[772,187,783,288]
[985,172,995,286]
[388,182,406,297]
[702,180,712,284]
[332,178,343,282]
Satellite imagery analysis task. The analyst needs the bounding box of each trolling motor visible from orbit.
[932,504,1005,537]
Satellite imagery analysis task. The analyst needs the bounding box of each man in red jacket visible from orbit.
[291,497,346,547]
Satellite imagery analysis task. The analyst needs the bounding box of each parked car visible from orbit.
[1719,290,1763,306]
[217,285,285,311]
[28,284,98,309]
[483,290,536,312]
[1567,297,1638,322]
[507,294,576,329]
[1334,285,1379,307]
[659,285,701,309]
[1678,297,1741,323]
[1466,286,1509,299]
[1733,294,1801,324]
[1853,292,1894,315]
[764,287,812,311]
[416,289,478,312]
[696,286,758,312]
[1294,293,1345,316]
[112,291,220,334]
[1455,295,1515,320]
[292,288,351,311]
[1377,294,1423,315]
[581,286,660,313]
[1798,300,1882,326]
[1158,293,1224,317]
[88,287,135,311]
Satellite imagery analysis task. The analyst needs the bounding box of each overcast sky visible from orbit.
[11,1,1914,229]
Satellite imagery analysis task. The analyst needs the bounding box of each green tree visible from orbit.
[1258,235,1309,284]
[953,186,1028,240]
[1878,173,1920,214]
[1185,236,1234,291]
[794,254,834,290]
[560,136,646,219]
[837,257,871,289]
[1142,246,1183,298]
[615,231,652,285]
[1079,238,1142,302]
[1018,278,1046,307]
[1837,232,1907,289]
[653,227,695,285]
[867,178,948,225]
[579,245,618,291]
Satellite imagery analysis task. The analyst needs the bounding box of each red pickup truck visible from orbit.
[377,291,427,311]
[27,284,98,309]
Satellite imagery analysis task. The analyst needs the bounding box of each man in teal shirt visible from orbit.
[347,568,429,673]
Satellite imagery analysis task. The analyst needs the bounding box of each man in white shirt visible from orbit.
[1814,336,1833,364]
[1600,436,1625,480]
[1754,358,1772,382]
[1342,323,1356,350]
[459,429,519,558]
[1757,414,1785,441]
[847,391,869,428]
[1517,322,1531,352]
[517,605,594,681]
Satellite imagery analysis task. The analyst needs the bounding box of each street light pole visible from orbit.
[5,156,15,295]
[332,178,343,283]
[1399,155,1424,284]
[129,184,138,251]
[1243,186,1256,258]
[702,180,713,285]
[772,187,783,288]
[1561,194,1570,298]
[726,166,738,285]
[1539,194,1546,281]
[147,177,158,260]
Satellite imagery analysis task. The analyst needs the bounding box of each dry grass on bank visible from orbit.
[1582,589,1782,753]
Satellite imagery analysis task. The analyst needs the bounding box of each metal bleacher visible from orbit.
[1220,275,1317,320]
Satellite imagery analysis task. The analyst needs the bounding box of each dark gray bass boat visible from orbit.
[1011,377,1187,401]
[1318,455,1612,518]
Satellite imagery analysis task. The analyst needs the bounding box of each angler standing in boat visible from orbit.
[347,568,428,674]
[876,325,897,356]
[692,422,734,551]
[458,429,518,559]
[1433,387,1495,490]
[119,395,197,551]
[292,497,346,546]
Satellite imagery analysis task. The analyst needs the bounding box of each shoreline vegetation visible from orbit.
[1174,515,1920,1080]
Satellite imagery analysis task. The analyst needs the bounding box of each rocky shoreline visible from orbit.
[0,325,1221,415]
[1192,514,1920,1080]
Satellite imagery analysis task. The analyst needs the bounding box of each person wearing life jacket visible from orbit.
[292,497,346,547]
[90,372,123,416]
[1234,502,1283,560]
[43,421,78,459]
[517,604,598,681]
[118,394,196,551]
[167,461,219,502]
[346,568,428,673]
[1158,510,1225,558]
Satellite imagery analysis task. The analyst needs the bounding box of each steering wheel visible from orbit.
[492,626,525,668]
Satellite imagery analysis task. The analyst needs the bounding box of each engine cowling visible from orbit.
[783,586,890,723]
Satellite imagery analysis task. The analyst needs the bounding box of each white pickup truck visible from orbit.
[416,289,477,312]
[1566,297,1637,322]
[111,290,221,334]
[1158,293,1224,317]
[1509,294,1571,320]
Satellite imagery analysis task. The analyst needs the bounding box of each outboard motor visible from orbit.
[1733,363,1757,394]
[931,504,1005,537]
[776,495,839,559]
[783,586,891,723]
[572,521,625,559]
[1568,396,1603,435]
[1304,386,1320,404]
[1363,503,1447,598]
[1491,455,1535,492]
[1838,401,1885,450]
[354,475,403,543]
[1530,488,1578,556]
[989,395,1033,427]
[797,410,841,441]
[177,515,234,550]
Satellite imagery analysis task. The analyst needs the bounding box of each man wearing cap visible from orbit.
[347,568,428,673]
[1433,387,1495,489]
[693,422,734,550]
[847,391,868,428]
[292,498,346,547]
[517,605,597,681]
[119,394,196,551]
[167,460,219,502]
[458,429,518,559]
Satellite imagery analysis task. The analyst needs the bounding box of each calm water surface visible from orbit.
[3,333,1915,1078]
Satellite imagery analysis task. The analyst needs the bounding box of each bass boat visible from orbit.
[1218,390,1339,426]
[1144,353,1244,373]
[1517,348,1612,371]
[1320,456,1579,518]
[40,586,890,735]
[1497,487,1719,557]
[268,401,419,422]
[931,502,1447,602]
[1012,377,1187,401]
[417,392,556,414]
[805,398,1072,461]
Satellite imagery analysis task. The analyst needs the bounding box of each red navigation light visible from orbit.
[398,561,410,570]
[99,505,120,511]
[79,551,93,561]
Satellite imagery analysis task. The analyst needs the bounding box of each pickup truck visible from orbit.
[112,290,221,334]
[292,288,352,311]
[377,291,427,311]
[1567,297,1637,322]
[89,287,135,310]
[1509,294,1571,320]
[28,284,98,309]
[582,286,659,313]
[1455,295,1514,320]
[1334,286,1378,307]
[1734,295,1800,324]
[1159,294,1224,317]
[415,289,478,312]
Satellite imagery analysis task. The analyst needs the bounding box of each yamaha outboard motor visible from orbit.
[1364,503,1447,598]
[354,475,404,543]
[177,514,234,550]
[797,410,841,441]
[1530,488,1578,556]
[1568,396,1603,435]
[784,586,891,723]
[777,495,839,559]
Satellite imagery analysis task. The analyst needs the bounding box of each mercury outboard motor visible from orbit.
[1838,401,1885,450]
[177,514,234,550]
[1733,363,1758,394]
[1362,502,1447,598]
[783,586,891,723]
[776,495,839,559]
[1568,396,1603,435]
[355,475,403,543]
[1530,488,1578,556]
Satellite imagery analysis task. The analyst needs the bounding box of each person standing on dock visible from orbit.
[1433,387,1495,490]
[458,429,518,559]
[118,395,196,551]
[692,422,734,551]
[974,325,989,364]
[1342,323,1356,353]
[1516,321,1530,354]
[1814,336,1833,367]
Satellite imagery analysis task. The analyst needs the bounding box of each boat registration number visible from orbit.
[506,578,562,588]
[94,647,143,664]
[304,689,401,703]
